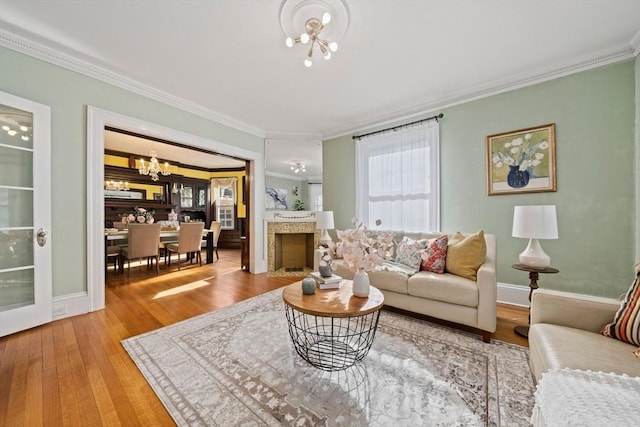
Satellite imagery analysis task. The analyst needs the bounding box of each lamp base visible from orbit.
[519,238,551,268]
[319,229,332,248]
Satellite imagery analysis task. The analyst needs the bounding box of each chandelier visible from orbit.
[280,0,350,68]
[104,180,129,191]
[291,162,306,174]
[138,150,171,181]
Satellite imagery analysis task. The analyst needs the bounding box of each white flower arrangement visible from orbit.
[492,132,549,172]
[336,217,395,272]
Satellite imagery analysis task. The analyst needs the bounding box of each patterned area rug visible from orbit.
[122,290,534,426]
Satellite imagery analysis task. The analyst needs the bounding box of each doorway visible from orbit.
[87,107,266,312]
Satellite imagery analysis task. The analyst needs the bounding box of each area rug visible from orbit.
[122,290,535,426]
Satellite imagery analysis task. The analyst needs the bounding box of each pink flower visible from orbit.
[136,215,146,223]
[336,218,395,273]
[127,214,135,223]
[146,217,154,224]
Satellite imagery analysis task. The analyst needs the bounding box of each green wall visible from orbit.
[0,46,264,297]
[324,60,637,299]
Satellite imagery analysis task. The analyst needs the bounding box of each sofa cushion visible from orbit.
[407,272,479,307]
[601,273,640,347]
[367,269,410,294]
[445,230,486,281]
[395,236,427,270]
[420,235,448,273]
[530,323,640,380]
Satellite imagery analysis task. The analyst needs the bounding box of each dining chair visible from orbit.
[201,221,222,261]
[121,223,161,277]
[166,222,205,270]
[105,245,122,277]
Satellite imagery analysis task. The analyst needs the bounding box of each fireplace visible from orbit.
[265,212,319,277]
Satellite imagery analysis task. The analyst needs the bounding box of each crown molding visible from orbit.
[630,29,640,56]
[265,132,323,141]
[265,170,307,181]
[0,28,266,139]
[323,43,638,140]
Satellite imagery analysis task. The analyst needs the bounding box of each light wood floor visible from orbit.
[0,249,530,426]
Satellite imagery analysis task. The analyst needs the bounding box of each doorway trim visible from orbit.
[87,106,266,311]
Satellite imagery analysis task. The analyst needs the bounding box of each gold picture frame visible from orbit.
[486,123,556,195]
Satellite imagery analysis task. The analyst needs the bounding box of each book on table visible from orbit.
[309,272,342,289]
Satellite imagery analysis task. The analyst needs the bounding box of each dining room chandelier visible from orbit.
[138,150,171,181]
[280,0,350,68]
[104,180,130,191]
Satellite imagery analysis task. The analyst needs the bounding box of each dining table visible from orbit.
[105,226,215,266]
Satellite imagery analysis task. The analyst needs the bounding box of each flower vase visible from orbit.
[507,165,530,188]
[352,269,370,297]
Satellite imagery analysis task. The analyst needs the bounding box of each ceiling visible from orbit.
[1,1,639,178]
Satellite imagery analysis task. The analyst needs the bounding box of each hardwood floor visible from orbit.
[0,249,530,426]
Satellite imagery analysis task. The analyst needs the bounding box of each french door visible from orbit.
[0,91,52,337]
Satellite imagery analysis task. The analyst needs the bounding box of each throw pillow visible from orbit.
[395,236,428,270]
[445,230,487,281]
[420,235,448,273]
[601,272,640,347]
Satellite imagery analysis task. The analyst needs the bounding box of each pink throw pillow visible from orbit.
[420,235,448,273]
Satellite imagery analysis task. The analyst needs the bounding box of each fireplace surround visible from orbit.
[265,211,319,277]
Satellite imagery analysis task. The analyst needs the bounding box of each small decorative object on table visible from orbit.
[301,276,316,295]
[318,246,333,277]
[336,217,395,298]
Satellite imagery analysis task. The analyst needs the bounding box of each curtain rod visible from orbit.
[352,113,444,140]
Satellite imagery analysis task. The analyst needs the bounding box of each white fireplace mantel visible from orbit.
[264,210,317,223]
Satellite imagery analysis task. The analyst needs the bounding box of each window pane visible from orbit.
[0,146,33,188]
[0,268,35,311]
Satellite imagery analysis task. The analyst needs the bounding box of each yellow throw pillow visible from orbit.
[445,230,487,281]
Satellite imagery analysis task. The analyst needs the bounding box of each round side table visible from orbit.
[512,264,559,338]
[282,280,384,371]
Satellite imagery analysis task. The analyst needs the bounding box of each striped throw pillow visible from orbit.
[601,273,640,347]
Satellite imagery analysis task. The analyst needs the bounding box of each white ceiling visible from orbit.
[1,0,639,178]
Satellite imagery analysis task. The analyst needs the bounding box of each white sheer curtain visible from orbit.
[211,177,237,205]
[355,120,440,232]
[307,183,323,211]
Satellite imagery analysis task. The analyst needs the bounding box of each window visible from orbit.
[212,178,237,230]
[307,183,323,211]
[355,120,440,232]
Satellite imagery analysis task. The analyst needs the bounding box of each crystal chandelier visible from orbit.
[291,162,306,174]
[280,0,350,68]
[138,150,171,181]
[104,180,129,191]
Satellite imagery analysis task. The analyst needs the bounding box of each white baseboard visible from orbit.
[52,292,90,320]
[497,282,530,307]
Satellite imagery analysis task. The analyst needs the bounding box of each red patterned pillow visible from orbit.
[601,272,640,347]
[420,235,448,273]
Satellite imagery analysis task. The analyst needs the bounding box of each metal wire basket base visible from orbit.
[284,305,381,371]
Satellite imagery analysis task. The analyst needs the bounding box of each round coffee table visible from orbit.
[282,280,384,371]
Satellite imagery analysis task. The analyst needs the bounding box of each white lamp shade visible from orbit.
[512,205,558,239]
[315,211,334,230]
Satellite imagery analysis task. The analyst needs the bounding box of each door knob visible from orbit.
[36,228,48,247]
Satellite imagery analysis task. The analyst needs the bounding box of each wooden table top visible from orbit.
[282,280,384,318]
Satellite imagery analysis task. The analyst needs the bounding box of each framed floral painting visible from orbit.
[486,123,556,195]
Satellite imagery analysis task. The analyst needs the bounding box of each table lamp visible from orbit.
[315,211,334,247]
[512,205,558,268]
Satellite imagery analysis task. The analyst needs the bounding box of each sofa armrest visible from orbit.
[476,233,497,333]
[530,288,621,334]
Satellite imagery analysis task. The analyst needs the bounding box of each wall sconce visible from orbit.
[292,186,299,196]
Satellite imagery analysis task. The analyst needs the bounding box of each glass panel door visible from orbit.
[0,92,51,336]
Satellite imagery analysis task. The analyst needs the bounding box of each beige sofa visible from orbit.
[529,288,640,382]
[315,232,497,342]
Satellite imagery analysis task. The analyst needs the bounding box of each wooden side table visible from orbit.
[512,263,559,338]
